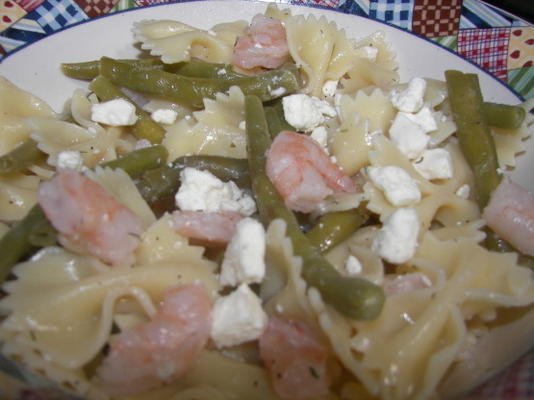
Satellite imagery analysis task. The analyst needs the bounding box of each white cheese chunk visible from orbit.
[413,148,454,180]
[211,284,268,348]
[389,112,430,160]
[404,106,437,133]
[456,184,470,199]
[310,126,329,153]
[56,150,84,171]
[371,207,420,264]
[91,98,138,126]
[175,167,256,216]
[390,77,427,113]
[151,108,178,125]
[321,80,338,97]
[282,94,337,132]
[345,255,363,276]
[367,166,421,206]
[220,218,266,287]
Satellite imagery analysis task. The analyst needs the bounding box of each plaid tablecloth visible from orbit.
[0,0,532,398]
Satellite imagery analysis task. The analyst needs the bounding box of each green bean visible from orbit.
[264,98,294,138]
[170,61,245,80]
[445,70,501,209]
[0,139,44,175]
[306,208,368,254]
[100,57,299,109]
[136,155,250,203]
[89,75,166,144]
[61,59,164,80]
[445,71,534,266]
[102,144,168,178]
[0,205,53,282]
[245,95,384,320]
[483,102,526,130]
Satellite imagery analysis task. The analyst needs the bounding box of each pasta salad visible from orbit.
[0,4,533,400]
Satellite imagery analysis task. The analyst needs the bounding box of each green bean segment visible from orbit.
[61,59,164,80]
[100,57,299,108]
[445,70,501,209]
[245,95,384,320]
[171,61,245,80]
[137,155,250,203]
[0,205,54,282]
[0,139,44,175]
[483,102,526,130]
[89,75,166,143]
[102,144,168,178]
[265,98,294,138]
[306,208,368,254]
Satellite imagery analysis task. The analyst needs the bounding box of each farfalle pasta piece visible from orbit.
[365,135,479,235]
[30,90,123,169]
[331,89,396,175]
[86,167,156,230]
[0,77,56,156]
[133,19,234,64]
[163,86,246,160]
[492,98,534,169]
[0,173,39,222]
[284,14,358,97]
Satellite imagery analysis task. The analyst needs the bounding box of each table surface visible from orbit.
[0,0,533,399]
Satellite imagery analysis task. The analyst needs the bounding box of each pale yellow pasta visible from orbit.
[353,31,398,75]
[0,7,533,400]
[0,78,57,156]
[365,135,479,234]
[331,89,396,174]
[306,229,534,400]
[285,14,355,97]
[0,173,39,222]
[492,98,534,168]
[86,167,156,229]
[133,20,233,64]
[163,86,246,161]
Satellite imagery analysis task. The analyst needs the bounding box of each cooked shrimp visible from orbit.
[259,317,331,400]
[232,14,290,70]
[38,169,142,266]
[483,177,534,257]
[171,210,244,245]
[266,131,357,213]
[97,284,212,395]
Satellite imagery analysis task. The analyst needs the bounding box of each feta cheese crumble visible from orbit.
[389,112,430,160]
[91,98,138,126]
[151,108,178,125]
[321,80,338,97]
[456,184,470,199]
[367,166,421,206]
[372,207,420,264]
[210,284,268,348]
[220,218,266,287]
[310,126,329,153]
[390,77,427,113]
[56,150,84,171]
[175,168,256,216]
[413,148,454,180]
[404,106,437,133]
[345,255,363,276]
[282,94,337,132]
